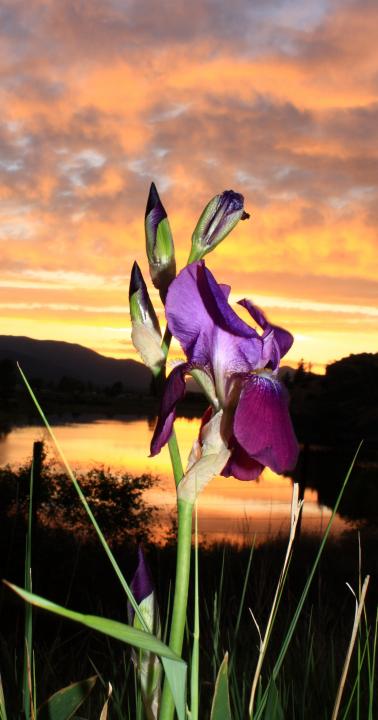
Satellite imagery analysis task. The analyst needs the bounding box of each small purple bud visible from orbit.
[189,190,250,263]
[128,547,155,625]
[128,547,162,720]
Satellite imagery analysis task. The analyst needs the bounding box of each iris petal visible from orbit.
[238,298,293,359]
[233,374,299,473]
[221,440,264,481]
[166,262,263,382]
[150,363,188,455]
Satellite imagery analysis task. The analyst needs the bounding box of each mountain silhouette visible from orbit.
[0,335,151,392]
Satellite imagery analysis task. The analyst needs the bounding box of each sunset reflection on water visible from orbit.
[0,417,351,544]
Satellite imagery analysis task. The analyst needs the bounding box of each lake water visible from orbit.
[0,417,353,544]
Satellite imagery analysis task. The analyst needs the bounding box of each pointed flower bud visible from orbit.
[128,548,162,720]
[188,190,250,263]
[129,261,165,375]
[145,182,176,301]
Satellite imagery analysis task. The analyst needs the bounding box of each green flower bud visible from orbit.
[188,190,250,263]
[145,182,176,302]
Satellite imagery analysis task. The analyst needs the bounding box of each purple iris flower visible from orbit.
[150,261,298,480]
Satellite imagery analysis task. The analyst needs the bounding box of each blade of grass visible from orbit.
[254,441,363,720]
[368,608,378,720]
[6,582,186,663]
[331,575,370,720]
[23,460,34,720]
[99,682,112,720]
[249,483,303,718]
[340,636,369,720]
[211,546,226,682]
[210,653,232,720]
[0,674,8,720]
[190,499,200,720]
[233,542,255,649]
[37,675,97,720]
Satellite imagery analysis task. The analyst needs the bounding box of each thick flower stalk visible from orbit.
[129,261,165,376]
[188,190,250,263]
[151,261,298,482]
[145,182,176,301]
[127,548,162,720]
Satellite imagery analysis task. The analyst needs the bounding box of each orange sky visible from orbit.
[1,0,377,372]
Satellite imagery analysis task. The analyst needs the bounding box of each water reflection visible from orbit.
[0,417,361,543]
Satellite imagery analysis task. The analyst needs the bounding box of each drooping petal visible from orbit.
[221,440,264,481]
[238,298,294,359]
[166,263,263,385]
[150,363,188,455]
[233,374,299,473]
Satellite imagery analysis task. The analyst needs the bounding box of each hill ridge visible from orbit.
[0,335,151,391]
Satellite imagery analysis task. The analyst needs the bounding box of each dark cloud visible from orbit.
[0,0,332,68]
[144,95,378,210]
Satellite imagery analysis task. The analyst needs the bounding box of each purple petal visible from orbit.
[165,263,214,365]
[271,325,294,358]
[221,440,264,481]
[166,263,263,381]
[202,265,258,339]
[150,363,188,455]
[234,375,299,473]
[127,547,154,624]
[238,298,293,359]
[219,283,231,300]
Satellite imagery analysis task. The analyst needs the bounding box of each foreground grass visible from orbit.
[1,518,376,718]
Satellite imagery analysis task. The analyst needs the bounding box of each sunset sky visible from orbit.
[1,0,377,372]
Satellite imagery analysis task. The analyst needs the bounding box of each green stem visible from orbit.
[160,498,193,720]
[161,326,172,358]
[158,321,193,719]
[168,431,184,487]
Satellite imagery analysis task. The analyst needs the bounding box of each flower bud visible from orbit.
[188,190,250,263]
[129,261,165,375]
[128,548,162,720]
[145,182,176,302]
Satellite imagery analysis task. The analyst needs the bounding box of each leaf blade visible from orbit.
[38,676,97,720]
[210,653,232,720]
